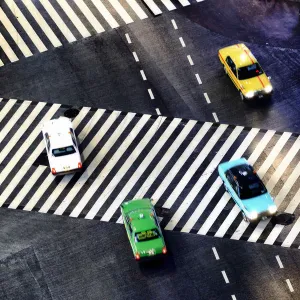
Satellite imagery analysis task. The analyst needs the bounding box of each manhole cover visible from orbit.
[64,108,79,118]
[271,213,295,226]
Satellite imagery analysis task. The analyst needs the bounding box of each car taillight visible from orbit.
[135,253,140,260]
[51,168,56,175]
[78,162,82,169]
[162,246,167,254]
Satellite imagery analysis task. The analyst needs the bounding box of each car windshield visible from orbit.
[238,63,263,80]
[52,146,76,157]
[135,229,160,242]
[239,180,267,199]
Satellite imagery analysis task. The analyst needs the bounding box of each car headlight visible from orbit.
[264,85,273,93]
[248,211,258,220]
[245,91,255,98]
[268,205,277,214]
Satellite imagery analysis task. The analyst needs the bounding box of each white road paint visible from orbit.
[108,0,134,24]
[133,51,139,62]
[148,88,155,99]
[231,296,237,300]
[281,215,300,247]
[0,33,18,62]
[126,0,148,19]
[221,271,229,283]
[142,0,162,15]
[195,74,202,84]
[286,279,294,292]
[161,0,176,11]
[212,112,219,122]
[212,247,220,260]
[204,93,211,104]
[155,108,161,115]
[187,55,194,66]
[0,59,3,67]
[140,70,147,80]
[178,0,190,6]
[171,19,178,30]
[179,37,186,47]
[0,99,17,123]
[275,255,284,268]
[125,33,132,44]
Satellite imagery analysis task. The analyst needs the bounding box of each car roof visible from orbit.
[129,209,157,232]
[230,46,257,68]
[230,164,260,186]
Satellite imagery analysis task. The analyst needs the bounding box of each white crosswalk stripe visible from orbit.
[1,99,300,249]
[0,0,201,66]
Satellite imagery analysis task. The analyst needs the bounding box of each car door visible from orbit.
[225,171,241,205]
[225,56,239,90]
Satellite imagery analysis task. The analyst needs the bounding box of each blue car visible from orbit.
[218,158,277,222]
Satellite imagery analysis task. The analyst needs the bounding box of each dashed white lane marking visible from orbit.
[187,55,194,66]
[275,255,284,268]
[212,112,219,122]
[231,296,237,300]
[132,51,139,62]
[212,247,220,260]
[204,93,211,104]
[195,74,202,84]
[179,37,186,47]
[171,19,178,30]
[221,270,229,284]
[148,88,155,99]
[155,108,161,115]
[140,70,147,80]
[286,279,294,292]
[125,33,132,44]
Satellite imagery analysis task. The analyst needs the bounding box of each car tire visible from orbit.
[240,91,245,101]
[242,212,249,222]
[224,65,227,75]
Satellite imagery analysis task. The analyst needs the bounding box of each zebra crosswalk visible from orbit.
[0,0,201,66]
[1,98,300,248]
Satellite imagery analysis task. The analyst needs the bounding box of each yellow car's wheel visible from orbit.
[240,91,245,101]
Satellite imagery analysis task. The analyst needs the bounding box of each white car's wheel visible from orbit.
[240,91,245,101]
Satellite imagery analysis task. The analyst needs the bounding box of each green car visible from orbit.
[120,198,167,261]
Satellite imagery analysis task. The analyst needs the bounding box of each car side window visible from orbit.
[226,56,237,77]
[45,133,50,152]
[125,216,132,234]
[70,128,77,147]
[226,171,237,191]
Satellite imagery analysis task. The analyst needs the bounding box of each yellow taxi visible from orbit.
[218,44,272,101]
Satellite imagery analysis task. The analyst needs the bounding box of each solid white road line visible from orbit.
[24,108,103,212]
[0,99,17,123]
[56,0,91,38]
[126,0,148,19]
[0,102,46,165]
[222,271,229,283]
[155,108,161,115]
[108,0,134,24]
[204,93,211,104]
[67,115,151,217]
[133,51,139,62]
[74,0,105,33]
[179,37,186,47]
[163,124,228,210]
[21,0,62,47]
[161,0,176,11]
[275,255,284,268]
[167,126,244,231]
[39,0,76,43]
[8,166,46,209]
[187,55,194,65]
[178,0,191,6]
[0,8,33,57]
[212,247,220,260]
[195,74,202,84]
[148,89,155,99]
[140,70,147,80]
[40,111,124,214]
[171,19,178,30]
[134,120,197,199]
[232,132,293,241]
[0,33,18,62]
[212,112,219,122]
[151,122,212,203]
[286,279,294,292]
[0,100,31,143]
[0,104,60,207]
[5,0,47,53]
[90,0,119,29]
[100,118,183,221]
[125,33,132,44]
[142,0,162,15]
[193,128,259,235]
[215,130,276,238]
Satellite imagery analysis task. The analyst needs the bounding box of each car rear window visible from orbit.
[52,146,76,157]
[238,63,263,80]
[239,180,267,199]
[135,229,159,242]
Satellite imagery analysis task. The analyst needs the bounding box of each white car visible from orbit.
[42,117,82,175]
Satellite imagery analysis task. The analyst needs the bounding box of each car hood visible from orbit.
[134,238,165,255]
[243,193,274,214]
[240,74,271,92]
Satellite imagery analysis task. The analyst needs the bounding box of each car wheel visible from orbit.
[240,91,245,101]
[224,65,227,75]
[242,212,249,222]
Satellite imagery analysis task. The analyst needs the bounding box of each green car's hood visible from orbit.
[134,238,165,256]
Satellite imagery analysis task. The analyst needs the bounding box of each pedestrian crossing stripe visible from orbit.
[1,98,300,248]
[0,0,198,67]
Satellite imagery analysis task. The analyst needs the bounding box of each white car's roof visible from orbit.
[43,117,74,148]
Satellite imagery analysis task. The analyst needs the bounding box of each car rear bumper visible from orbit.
[52,167,82,176]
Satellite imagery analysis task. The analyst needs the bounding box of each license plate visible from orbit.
[63,166,70,170]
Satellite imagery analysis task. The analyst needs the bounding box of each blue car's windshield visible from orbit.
[239,181,267,199]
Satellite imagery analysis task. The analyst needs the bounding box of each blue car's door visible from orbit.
[225,171,243,210]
